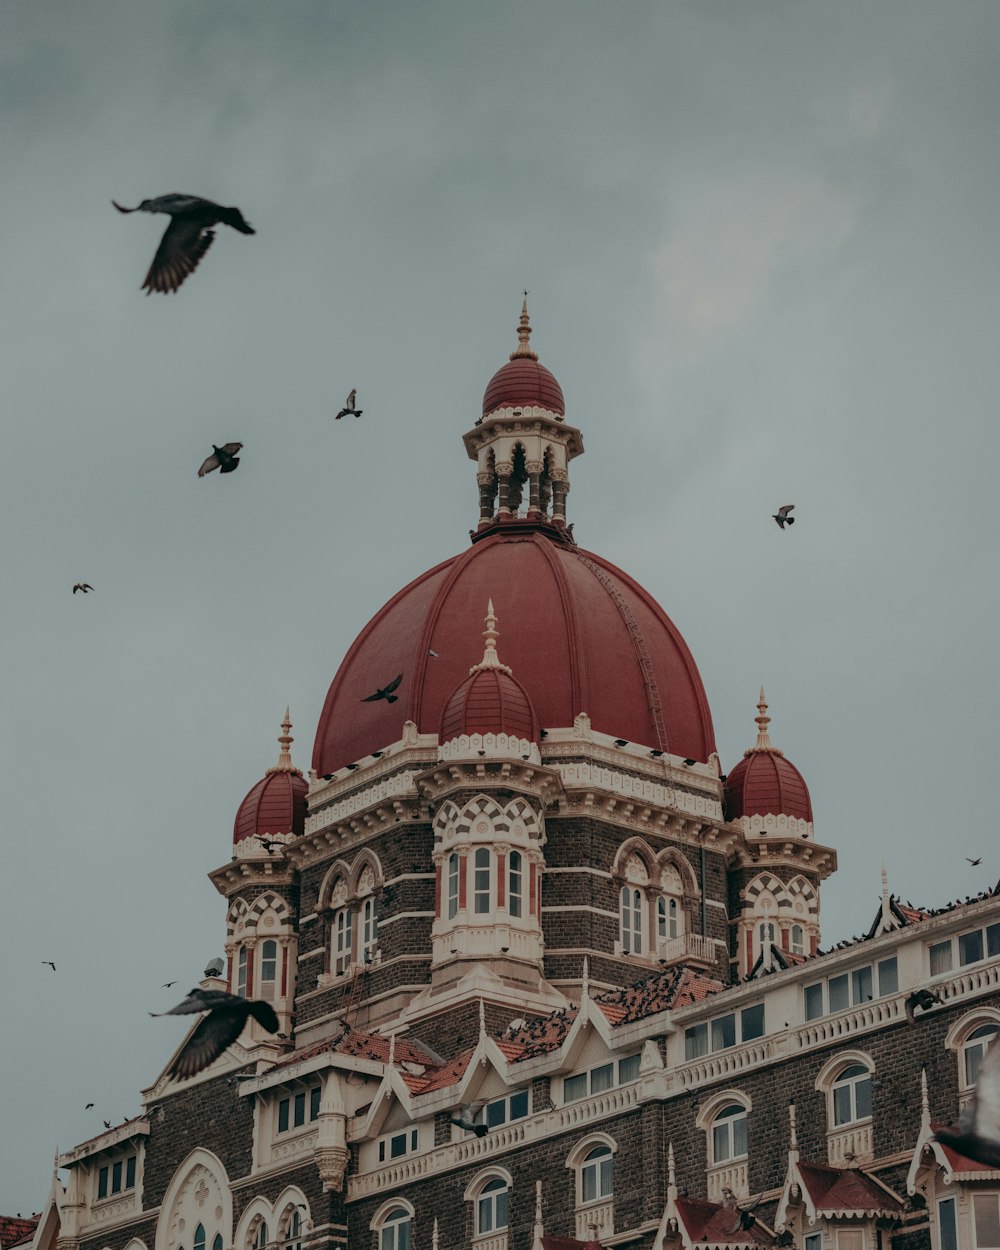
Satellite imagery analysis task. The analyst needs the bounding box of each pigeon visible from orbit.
[362,674,403,704]
[683,759,696,767]
[259,837,278,855]
[151,988,280,1079]
[198,443,243,477]
[773,504,795,529]
[936,1035,1000,1168]
[85,1103,94,1109]
[72,583,94,594]
[112,194,255,294]
[449,1103,488,1137]
[42,961,56,971]
[905,987,942,1025]
[335,390,362,420]
[161,981,178,988]
[613,739,628,748]
[103,1120,112,1129]
[724,1192,763,1235]
[650,749,664,758]
[967,857,983,866]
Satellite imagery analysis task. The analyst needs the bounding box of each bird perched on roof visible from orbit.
[723,1190,763,1235]
[449,1103,488,1137]
[151,988,279,1079]
[72,583,94,594]
[905,987,942,1025]
[773,504,795,528]
[936,1035,1000,1168]
[198,443,243,477]
[335,389,362,420]
[362,674,403,704]
[112,194,255,294]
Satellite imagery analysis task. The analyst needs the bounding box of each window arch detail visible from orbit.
[317,852,385,983]
[566,1135,617,1240]
[464,1168,513,1240]
[815,1051,876,1166]
[696,1091,752,1200]
[371,1199,413,1250]
[154,1149,232,1250]
[945,1009,1000,1101]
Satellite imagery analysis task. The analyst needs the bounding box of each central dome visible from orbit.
[312,528,716,774]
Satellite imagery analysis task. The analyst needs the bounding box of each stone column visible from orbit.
[526,460,543,519]
[551,470,569,526]
[496,461,513,518]
[477,470,496,525]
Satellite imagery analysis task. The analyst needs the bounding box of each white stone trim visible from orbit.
[740,813,815,839]
[440,734,540,762]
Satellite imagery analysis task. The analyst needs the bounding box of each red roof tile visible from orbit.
[440,666,538,743]
[930,1125,1000,1177]
[796,1163,904,1216]
[593,965,724,1025]
[674,1196,776,1246]
[540,1237,603,1250]
[0,1218,39,1250]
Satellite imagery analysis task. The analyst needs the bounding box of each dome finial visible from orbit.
[470,599,513,676]
[267,707,300,774]
[509,293,539,362]
[744,686,782,756]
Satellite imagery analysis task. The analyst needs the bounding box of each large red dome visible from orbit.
[312,528,716,775]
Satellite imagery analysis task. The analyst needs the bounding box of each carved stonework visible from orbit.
[316,1145,350,1192]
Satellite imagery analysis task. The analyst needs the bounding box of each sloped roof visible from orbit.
[673,1196,776,1247]
[0,1217,39,1249]
[796,1162,904,1217]
[928,1125,1000,1180]
[540,1236,603,1250]
[593,965,724,1025]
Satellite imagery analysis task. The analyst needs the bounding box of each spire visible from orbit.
[509,293,539,361]
[667,1142,677,1201]
[879,861,893,932]
[470,600,513,676]
[920,1066,930,1132]
[266,707,301,775]
[432,1218,440,1250]
[581,955,590,1002]
[388,1032,396,1066]
[788,1102,798,1153]
[530,1180,544,1250]
[478,997,487,1044]
[744,687,783,757]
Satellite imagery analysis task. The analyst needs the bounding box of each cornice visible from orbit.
[415,758,564,806]
[208,859,297,896]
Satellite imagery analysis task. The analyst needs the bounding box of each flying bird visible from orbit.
[905,987,942,1025]
[258,837,278,855]
[335,389,362,420]
[42,961,56,971]
[362,674,403,704]
[198,443,243,477]
[85,1103,94,1110]
[773,504,795,529]
[967,857,983,866]
[72,583,94,594]
[936,1035,1000,1168]
[162,981,177,988]
[103,1120,112,1129]
[151,988,280,1079]
[112,194,255,294]
[449,1103,488,1138]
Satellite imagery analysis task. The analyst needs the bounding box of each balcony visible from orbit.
[657,931,718,968]
[575,1200,613,1240]
[707,1159,748,1202]
[827,1120,873,1167]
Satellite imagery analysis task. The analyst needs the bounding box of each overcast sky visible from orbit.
[4,0,1000,1213]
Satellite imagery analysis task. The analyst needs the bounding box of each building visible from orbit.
[27,307,1000,1250]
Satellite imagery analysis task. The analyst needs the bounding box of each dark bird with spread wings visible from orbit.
[449,1103,488,1137]
[335,389,362,420]
[362,674,403,704]
[722,1190,763,1235]
[905,987,942,1025]
[112,194,255,294]
[936,1034,1000,1168]
[198,443,243,477]
[967,857,983,866]
[151,988,280,1080]
[73,583,94,594]
[42,961,56,971]
[773,504,795,529]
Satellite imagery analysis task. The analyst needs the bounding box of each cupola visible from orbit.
[724,690,813,834]
[233,710,308,856]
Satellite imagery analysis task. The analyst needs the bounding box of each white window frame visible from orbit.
[473,847,493,915]
[831,1063,873,1127]
[377,1127,419,1164]
[332,906,353,976]
[620,885,644,955]
[711,1103,748,1165]
[580,1144,613,1203]
[563,1054,640,1103]
[930,921,1000,978]
[236,946,248,997]
[790,924,805,955]
[508,850,523,918]
[360,895,379,963]
[259,939,278,999]
[372,1204,412,1250]
[484,1088,530,1129]
[475,1176,510,1235]
[447,853,460,919]
[937,1195,958,1250]
[804,958,898,1021]
[684,1004,765,1059]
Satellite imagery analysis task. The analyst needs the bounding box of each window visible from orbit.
[684,1005,765,1059]
[97,1167,108,1199]
[476,1177,509,1235]
[931,923,1000,977]
[213,1236,223,1250]
[474,848,492,914]
[96,1155,137,1199]
[965,1023,1000,1088]
[976,1194,1000,1249]
[360,895,379,963]
[447,853,460,919]
[333,906,353,976]
[251,1224,267,1250]
[832,1063,872,1126]
[804,1236,822,1250]
[237,946,248,997]
[564,1054,641,1102]
[282,1214,300,1250]
[837,1234,863,1250]
[620,886,643,955]
[938,1195,958,1250]
[378,1128,419,1163]
[580,1144,613,1202]
[657,895,682,942]
[310,1086,321,1120]
[804,958,897,1020]
[485,1088,530,1128]
[711,1104,748,1164]
[508,850,523,918]
[259,940,278,999]
[377,1207,411,1250]
[277,1085,322,1133]
[194,1225,206,1250]
[791,924,805,955]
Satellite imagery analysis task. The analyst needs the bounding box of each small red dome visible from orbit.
[724,751,812,823]
[234,769,308,845]
[482,358,565,419]
[441,667,538,742]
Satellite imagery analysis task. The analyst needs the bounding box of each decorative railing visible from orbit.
[471,1234,509,1250]
[575,1200,613,1240]
[553,761,722,821]
[658,932,717,965]
[827,1121,874,1166]
[707,1160,748,1202]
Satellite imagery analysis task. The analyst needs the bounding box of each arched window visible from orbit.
[282,1212,300,1250]
[474,848,492,914]
[581,1144,613,1202]
[333,906,353,976]
[476,1177,509,1234]
[620,886,643,955]
[236,946,248,997]
[508,850,523,918]
[251,1223,267,1250]
[194,1226,207,1250]
[212,1236,223,1250]
[259,940,277,1000]
[711,1103,748,1164]
[832,1064,872,1126]
[790,924,805,956]
[375,1206,411,1250]
[447,853,460,919]
[360,895,379,963]
[964,1023,1000,1088]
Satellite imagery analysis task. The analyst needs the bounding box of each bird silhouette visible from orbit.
[362,674,403,704]
[72,583,94,594]
[723,1191,763,1235]
[449,1103,488,1137]
[683,759,696,767]
[967,857,983,866]
[613,739,628,748]
[936,1035,1000,1167]
[905,987,942,1025]
[112,194,254,294]
[198,443,243,477]
[773,504,795,528]
[151,988,280,1079]
[103,1120,111,1129]
[85,1103,94,1110]
[259,837,278,855]
[162,981,177,988]
[42,961,56,971]
[335,389,362,420]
